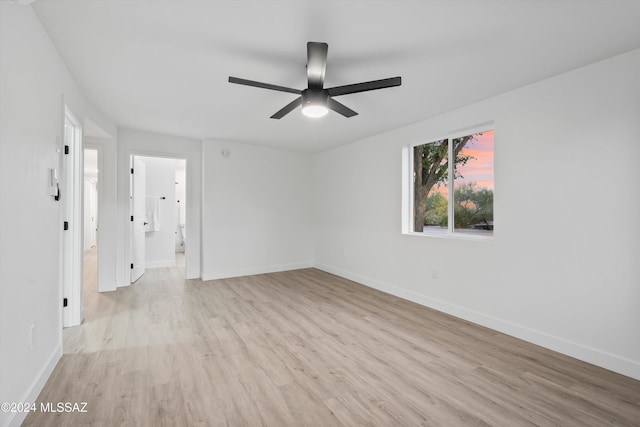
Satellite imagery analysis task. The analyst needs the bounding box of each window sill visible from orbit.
[404,230,493,242]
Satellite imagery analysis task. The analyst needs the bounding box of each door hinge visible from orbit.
[131,168,134,174]
[64,145,70,155]
[130,215,134,222]
[63,298,68,307]
[130,263,134,270]
[63,221,69,230]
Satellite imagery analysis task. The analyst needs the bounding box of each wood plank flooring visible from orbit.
[24,263,640,426]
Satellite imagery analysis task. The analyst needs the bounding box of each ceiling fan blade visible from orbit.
[327,97,358,118]
[307,42,328,89]
[327,76,402,97]
[270,97,303,119]
[229,76,301,95]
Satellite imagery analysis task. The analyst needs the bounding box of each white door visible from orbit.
[131,156,146,282]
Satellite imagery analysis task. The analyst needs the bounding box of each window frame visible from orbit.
[402,124,494,241]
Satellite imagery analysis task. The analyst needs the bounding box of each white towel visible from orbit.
[145,197,160,232]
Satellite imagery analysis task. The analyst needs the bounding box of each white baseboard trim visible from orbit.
[97,278,118,293]
[314,263,640,381]
[5,344,61,427]
[145,260,176,269]
[202,261,314,281]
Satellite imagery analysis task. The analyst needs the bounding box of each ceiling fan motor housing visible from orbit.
[302,89,329,108]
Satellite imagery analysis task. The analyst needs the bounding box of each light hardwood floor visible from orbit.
[25,262,640,426]
[82,246,98,312]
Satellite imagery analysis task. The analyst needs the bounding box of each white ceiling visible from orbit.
[33,0,640,153]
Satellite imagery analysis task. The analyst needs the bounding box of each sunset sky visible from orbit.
[430,130,494,197]
[456,130,494,190]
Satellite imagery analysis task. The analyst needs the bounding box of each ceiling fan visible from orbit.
[228,42,402,119]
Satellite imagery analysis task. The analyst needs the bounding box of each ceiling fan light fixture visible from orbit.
[228,42,401,119]
[301,88,329,118]
[302,104,328,118]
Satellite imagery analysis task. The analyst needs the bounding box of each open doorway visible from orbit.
[175,159,186,268]
[130,155,187,283]
[83,148,99,302]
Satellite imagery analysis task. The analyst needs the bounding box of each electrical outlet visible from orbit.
[29,324,35,350]
[431,268,438,279]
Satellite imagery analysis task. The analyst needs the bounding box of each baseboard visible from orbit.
[97,278,118,293]
[145,259,176,269]
[202,261,314,281]
[4,344,61,427]
[314,263,640,381]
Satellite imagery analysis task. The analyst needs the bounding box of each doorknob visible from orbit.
[144,222,148,225]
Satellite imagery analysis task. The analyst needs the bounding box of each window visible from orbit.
[405,128,494,238]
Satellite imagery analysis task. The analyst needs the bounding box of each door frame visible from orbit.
[130,155,146,283]
[123,151,189,285]
[62,105,84,327]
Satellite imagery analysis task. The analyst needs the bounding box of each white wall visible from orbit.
[313,48,640,380]
[201,140,314,280]
[116,129,201,284]
[140,156,177,268]
[0,4,115,427]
